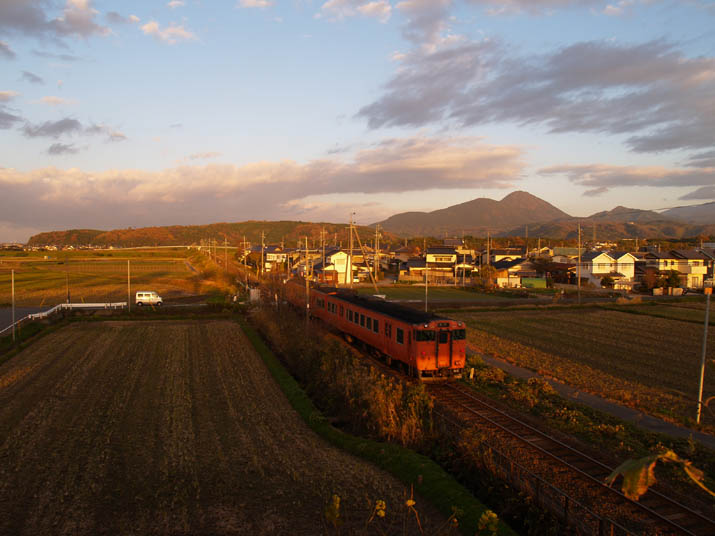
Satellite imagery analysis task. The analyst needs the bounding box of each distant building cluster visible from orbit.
[236,238,715,293]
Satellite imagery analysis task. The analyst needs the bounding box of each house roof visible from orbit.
[493,257,525,270]
[671,249,708,260]
[609,251,636,260]
[582,251,614,262]
[645,251,676,260]
[489,248,525,256]
[426,246,457,255]
[407,258,426,268]
[700,248,715,260]
[443,238,464,247]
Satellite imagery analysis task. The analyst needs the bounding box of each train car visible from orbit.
[285,279,465,380]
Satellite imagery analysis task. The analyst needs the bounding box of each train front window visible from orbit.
[415,330,435,342]
[439,331,448,344]
[452,329,466,340]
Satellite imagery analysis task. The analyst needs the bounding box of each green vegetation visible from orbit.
[607,301,715,326]
[242,314,517,536]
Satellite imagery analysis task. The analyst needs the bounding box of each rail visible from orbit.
[429,382,715,536]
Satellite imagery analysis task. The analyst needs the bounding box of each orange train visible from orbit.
[285,280,466,380]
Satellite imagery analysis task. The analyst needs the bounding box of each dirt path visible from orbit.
[0,320,446,535]
[468,346,715,450]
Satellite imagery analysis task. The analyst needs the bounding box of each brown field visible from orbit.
[0,320,444,535]
[454,308,715,427]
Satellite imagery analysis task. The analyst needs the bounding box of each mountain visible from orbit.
[376,191,570,237]
[660,202,715,224]
[500,219,715,240]
[585,206,667,223]
[27,221,393,248]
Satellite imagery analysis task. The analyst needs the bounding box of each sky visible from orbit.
[0,0,714,242]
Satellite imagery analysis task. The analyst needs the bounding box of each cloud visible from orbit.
[141,21,196,44]
[188,152,222,160]
[47,142,80,155]
[32,49,80,61]
[395,0,454,47]
[0,90,19,102]
[0,40,15,59]
[38,95,75,106]
[466,0,599,16]
[679,186,715,200]
[21,117,126,141]
[21,70,44,84]
[539,163,715,196]
[359,39,715,154]
[0,107,23,129]
[167,0,185,8]
[318,0,392,23]
[105,11,140,25]
[0,136,525,232]
[238,0,274,6]
[686,150,715,169]
[0,0,111,40]
[22,117,83,138]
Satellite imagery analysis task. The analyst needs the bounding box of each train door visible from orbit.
[435,327,452,369]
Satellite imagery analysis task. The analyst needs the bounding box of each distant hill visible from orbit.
[27,221,393,248]
[376,191,570,237]
[585,206,667,223]
[500,219,715,240]
[660,202,715,224]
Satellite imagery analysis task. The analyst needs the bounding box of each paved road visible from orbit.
[0,307,48,333]
[467,346,715,450]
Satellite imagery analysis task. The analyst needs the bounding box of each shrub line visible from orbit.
[239,318,517,536]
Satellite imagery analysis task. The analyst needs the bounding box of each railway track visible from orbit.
[427,381,715,536]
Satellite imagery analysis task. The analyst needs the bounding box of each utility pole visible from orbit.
[224,236,227,271]
[243,235,248,287]
[375,224,380,283]
[696,292,711,424]
[11,269,15,342]
[127,260,131,312]
[577,223,582,305]
[321,226,326,283]
[304,236,310,327]
[348,214,354,288]
[525,225,528,256]
[260,231,265,279]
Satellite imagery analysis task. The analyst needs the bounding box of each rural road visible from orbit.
[468,347,715,450]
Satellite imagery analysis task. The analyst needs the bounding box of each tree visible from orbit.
[600,274,614,288]
[665,269,681,288]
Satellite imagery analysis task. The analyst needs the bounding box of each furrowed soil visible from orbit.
[0,320,445,535]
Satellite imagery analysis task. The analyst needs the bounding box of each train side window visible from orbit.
[360,314,365,327]
[396,328,404,344]
[373,319,379,333]
[348,310,353,321]
[366,317,372,330]
[339,305,344,316]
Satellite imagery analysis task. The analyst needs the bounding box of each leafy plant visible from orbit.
[605,449,715,500]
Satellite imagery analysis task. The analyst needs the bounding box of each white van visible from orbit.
[135,291,163,306]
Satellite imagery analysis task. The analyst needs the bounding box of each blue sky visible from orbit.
[1,0,714,241]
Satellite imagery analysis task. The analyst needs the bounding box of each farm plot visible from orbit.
[454,308,715,427]
[612,300,714,325]
[0,320,445,535]
[0,259,196,306]
[356,286,516,303]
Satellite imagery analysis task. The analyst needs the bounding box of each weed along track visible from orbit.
[427,382,715,536]
[0,320,448,535]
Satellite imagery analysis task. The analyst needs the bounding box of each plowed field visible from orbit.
[0,320,444,535]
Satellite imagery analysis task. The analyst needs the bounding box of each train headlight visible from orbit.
[424,323,428,328]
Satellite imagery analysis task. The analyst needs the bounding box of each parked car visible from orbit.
[135,291,163,306]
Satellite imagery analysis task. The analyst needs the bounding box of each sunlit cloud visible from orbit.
[141,21,197,44]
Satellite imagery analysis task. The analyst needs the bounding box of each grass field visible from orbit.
[453,307,715,428]
[0,320,447,535]
[0,248,214,306]
[356,285,521,303]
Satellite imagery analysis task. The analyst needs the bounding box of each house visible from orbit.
[578,251,634,289]
[481,247,525,265]
[426,247,457,276]
[644,250,709,289]
[492,258,538,288]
